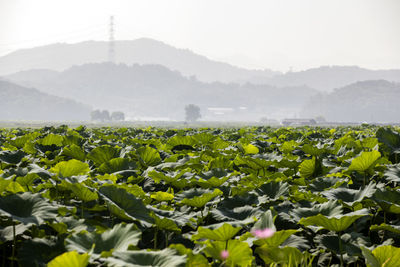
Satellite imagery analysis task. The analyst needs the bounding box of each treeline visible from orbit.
[90,110,125,122]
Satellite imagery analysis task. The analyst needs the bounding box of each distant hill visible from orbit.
[301,80,400,122]
[0,80,91,121]
[6,63,318,121]
[267,66,400,91]
[0,38,279,83]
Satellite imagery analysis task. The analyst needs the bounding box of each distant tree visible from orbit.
[185,104,201,122]
[100,110,111,122]
[111,111,125,121]
[90,110,102,121]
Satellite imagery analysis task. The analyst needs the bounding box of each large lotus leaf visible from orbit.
[66,223,141,258]
[99,186,154,225]
[0,177,25,195]
[0,192,58,225]
[242,144,259,154]
[47,251,89,267]
[308,177,343,192]
[38,134,64,146]
[151,214,181,232]
[256,246,303,266]
[66,183,98,202]
[18,238,65,267]
[203,239,253,267]
[384,166,400,183]
[252,210,276,231]
[348,150,381,173]
[0,150,26,164]
[50,159,90,178]
[88,145,119,166]
[376,127,400,153]
[150,191,174,202]
[370,223,400,235]
[362,245,400,267]
[99,158,134,173]
[192,223,242,241]
[299,157,322,178]
[321,182,376,206]
[179,189,223,208]
[299,209,369,232]
[316,234,361,256]
[62,144,86,161]
[256,181,289,201]
[374,189,400,214]
[192,132,216,145]
[167,135,196,148]
[136,146,161,167]
[234,156,272,170]
[290,200,343,221]
[302,143,327,157]
[253,230,298,247]
[105,249,186,267]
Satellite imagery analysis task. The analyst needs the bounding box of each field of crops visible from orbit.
[1,125,400,267]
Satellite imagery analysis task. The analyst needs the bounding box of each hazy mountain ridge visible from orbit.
[0,79,91,121]
[0,38,279,83]
[6,63,318,121]
[301,80,400,122]
[268,66,400,91]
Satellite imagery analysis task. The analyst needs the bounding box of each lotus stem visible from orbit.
[338,231,344,267]
[11,222,15,267]
[165,232,168,247]
[154,228,158,249]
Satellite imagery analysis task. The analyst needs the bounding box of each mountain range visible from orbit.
[0,80,90,121]
[1,38,400,91]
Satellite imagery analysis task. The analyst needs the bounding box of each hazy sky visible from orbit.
[0,0,399,71]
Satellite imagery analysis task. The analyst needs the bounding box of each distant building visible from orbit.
[281,118,317,126]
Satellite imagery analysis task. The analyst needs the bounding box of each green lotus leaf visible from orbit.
[105,249,186,267]
[203,239,253,267]
[179,189,223,208]
[167,135,196,147]
[0,150,26,164]
[88,145,120,166]
[299,209,369,232]
[18,238,65,267]
[243,144,259,154]
[256,246,303,266]
[0,192,58,225]
[192,223,241,241]
[47,251,89,267]
[150,191,174,202]
[362,245,400,267]
[253,230,298,247]
[62,144,86,161]
[256,181,289,201]
[348,150,381,173]
[136,146,161,167]
[376,127,400,153]
[151,214,181,232]
[99,186,154,226]
[302,143,326,157]
[299,157,322,178]
[374,189,400,214]
[50,159,90,178]
[321,182,376,206]
[252,210,276,231]
[290,200,343,221]
[370,223,400,235]
[66,183,98,202]
[38,134,64,146]
[66,223,141,258]
[99,158,134,174]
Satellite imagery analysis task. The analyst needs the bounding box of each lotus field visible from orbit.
[1,125,400,267]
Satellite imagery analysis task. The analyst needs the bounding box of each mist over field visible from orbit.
[1,0,399,124]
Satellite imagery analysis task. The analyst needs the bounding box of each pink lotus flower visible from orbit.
[251,228,275,239]
[220,250,229,260]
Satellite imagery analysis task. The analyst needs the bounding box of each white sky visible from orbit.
[0,0,399,71]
